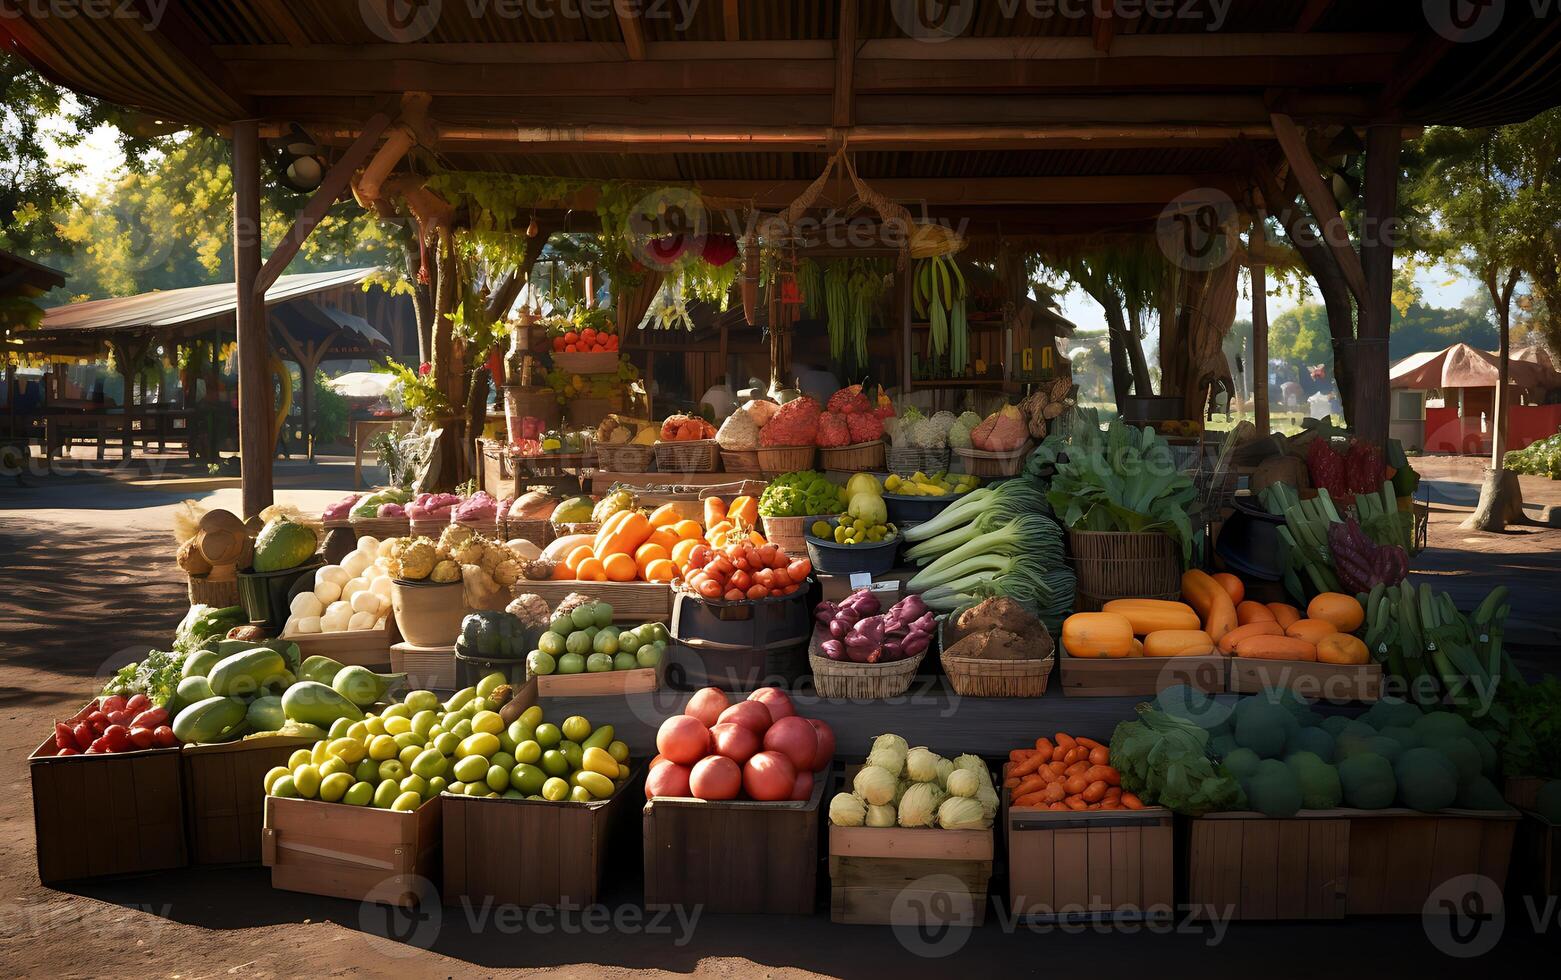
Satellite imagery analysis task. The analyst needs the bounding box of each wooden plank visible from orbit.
[615,0,647,61]
[1086,826,1113,910]
[833,0,857,128]
[1110,825,1137,910]
[1060,653,1226,697]
[1051,828,1088,911]
[721,0,740,41]
[1294,0,1336,32]
[1142,821,1174,910]
[829,825,994,861]
[1240,820,1281,919]
[233,120,271,518]
[1228,659,1380,702]
[1274,821,1311,919]
[1270,112,1368,307]
[537,665,659,697]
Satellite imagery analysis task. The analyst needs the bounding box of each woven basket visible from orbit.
[349,515,412,542]
[501,518,553,547]
[1068,529,1183,601]
[654,439,720,473]
[503,385,561,435]
[555,521,602,538]
[937,616,1055,697]
[595,442,655,473]
[818,440,886,473]
[760,514,826,558]
[720,449,760,473]
[564,397,618,430]
[187,572,240,608]
[952,441,1034,477]
[757,445,816,476]
[808,630,926,700]
[550,351,620,375]
[452,518,499,540]
[886,446,951,477]
[409,517,448,540]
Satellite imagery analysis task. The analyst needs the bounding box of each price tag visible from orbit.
[849,572,872,590]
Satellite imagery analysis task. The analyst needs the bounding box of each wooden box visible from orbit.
[537,659,661,697]
[391,641,457,691]
[281,610,400,669]
[521,581,672,623]
[1514,812,1560,898]
[1005,802,1174,921]
[443,767,645,908]
[1058,646,1226,698]
[30,709,187,884]
[263,794,442,908]
[182,734,317,866]
[829,824,994,926]
[1228,658,1381,702]
[1345,808,1517,914]
[1504,775,1544,811]
[643,774,824,914]
[1187,811,1350,919]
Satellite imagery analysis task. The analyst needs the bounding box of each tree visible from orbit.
[1268,303,1334,387]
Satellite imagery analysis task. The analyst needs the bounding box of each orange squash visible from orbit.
[1265,602,1302,629]
[1061,613,1134,659]
[646,527,681,553]
[542,533,595,562]
[603,552,638,582]
[650,503,685,528]
[1286,618,1338,644]
[1234,635,1318,661]
[643,558,677,583]
[1216,620,1284,655]
[634,542,670,570]
[701,497,726,529]
[671,519,704,541]
[575,557,607,582]
[1100,598,1201,634]
[670,538,701,569]
[1211,572,1245,605]
[728,495,759,527]
[564,545,596,572]
[1307,592,1365,633]
[1128,637,1146,658]
[1182,569,1238,642]
[1317,633,1369,665]
[1236,601,1276,626]
[1142,629,1215,658]
[595,511,653,559]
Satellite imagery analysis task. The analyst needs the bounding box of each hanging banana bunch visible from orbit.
[913,255,967,369]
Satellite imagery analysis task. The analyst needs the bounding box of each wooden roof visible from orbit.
[6,1,1561,231]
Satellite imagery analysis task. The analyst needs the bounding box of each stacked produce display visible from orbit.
[520,594,668,677]
[650,687,833,801]
[829,735,996,830]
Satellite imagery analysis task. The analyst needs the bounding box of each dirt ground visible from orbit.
[2,454,1559,977]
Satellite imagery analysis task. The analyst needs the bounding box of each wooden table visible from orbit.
[352,416,413,489]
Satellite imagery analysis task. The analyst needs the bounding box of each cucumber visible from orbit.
[172,695,248,743]
[298,655,347,685]
[281,681,365,727]
[246,694,287,733]
[182,650,219,678]
[168,674,215,716]
[207,648,289,698]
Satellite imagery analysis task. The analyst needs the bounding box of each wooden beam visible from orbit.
[1294,0,1336,32]
[1270,112,1368,306]
[1356,124,1401,449]
[616,0,647,61]
[250,0,312,46]
[1377,36,1455,114]
[1092,4,1116,53]
[1250,216,1270,435]
[833,0,858,128]
[256,113,394,297]
[233,121,272,518]
[722,0,740,42]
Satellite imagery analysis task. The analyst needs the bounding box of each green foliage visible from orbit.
[1500,675,1561,778]
[311,373,350,446]
[1108,704,1245,816]
[380,361,450,417]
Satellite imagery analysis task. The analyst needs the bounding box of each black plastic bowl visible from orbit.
[1214,496,1288,581]
[882,491,959,526]
[805,521,900,576]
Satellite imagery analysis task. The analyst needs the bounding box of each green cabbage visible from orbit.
[853,766,897,806]
[938,796,987,830]
[906,746,941,783]
[897,783,944,827]
[1109,704,1245,815]
[946,768,981,799]
[866,803,897,827]
[829,792,867,826]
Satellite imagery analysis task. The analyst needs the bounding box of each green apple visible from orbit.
[558,653,586,675]
[586,653,613,673]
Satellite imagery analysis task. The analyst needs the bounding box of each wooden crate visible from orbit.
[391,641,457,691]
[1228,659,1381,702]
[281,612,399,668]
[521,581,672,623]
[537,662,660,697]
[443,767,645,908]
[829,824,994,926]
[1058,647,1227,698]
[1345,808,1516,915]
[263,795,442,908]
[1005,801,1174,921]
[30,710,187,884]
[1186,812,1350,919]
[182,734,317,866]
[1514,812,1560,898]
[1504,775,1544,811]
[643,774,823,914]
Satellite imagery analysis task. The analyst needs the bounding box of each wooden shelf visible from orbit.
[909,377,1013,389]
[910,320,1005,331]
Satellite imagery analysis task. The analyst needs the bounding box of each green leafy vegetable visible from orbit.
[1500,674,1561,779]
[103,650,188,707]
[173,604,247,654]
[759,470,843,518]
[1109,703,1245,815]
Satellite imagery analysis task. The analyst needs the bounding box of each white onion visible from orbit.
[355,535,380,554]
[313,579,342,604]
[347,610,377,631]
[370,576,394,599]
[317,565,350,587]
[341,551,371,579]
[350,590,383,616]
[289,592,324,617]
[320,611,351,633]
[325,600,351,620]
[341,577,369,603]
[296,615,323,634]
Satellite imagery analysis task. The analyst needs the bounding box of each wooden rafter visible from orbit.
[1377,35,1454,114]
[616,0,647,61]
[1270,112,1368,306]
[722,0,740,42]
[833,0,858,128]
[1092,4,1116,53]
[1294,0,1336,32]
[250,0,312,46]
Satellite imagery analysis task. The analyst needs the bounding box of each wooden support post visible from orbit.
[721,0,740,41]
[233,120,272,518]
[616,0,647,60]
[1357,124,1401,450]
[1270,113,1369,306]
[834,0,858,128]
[1251,218,1270,436]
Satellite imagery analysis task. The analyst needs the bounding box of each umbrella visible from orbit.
[1388,342,1559,392]
[323,371,394,399]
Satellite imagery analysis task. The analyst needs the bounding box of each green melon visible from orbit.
[252,518,318,572]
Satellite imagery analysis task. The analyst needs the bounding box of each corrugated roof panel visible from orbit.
[38,268,378,334]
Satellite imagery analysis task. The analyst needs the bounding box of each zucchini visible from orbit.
[172,695,248,743]
[207,648,289,698]
[280,681,364,727]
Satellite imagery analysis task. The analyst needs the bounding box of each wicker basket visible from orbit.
[654,439,720,473]
[350,515,411,540]
[409,517,448,540]
[555,521,602,538]
[595,442,655,473]
[720,449,760,473]
[886,446,950,477]
[760,514,827,558]
[187,572,240,608]
[952,441,1034,477]
[1067,529,1183,601]
[452,518,499,540]
[550,351,620,375]
[818,440,886,473]
[1073,588,1182,613]
[564,397,618,430]
[808,630,926,699]
[503,385,561,435]
[757,445,816,476]
[501,518,553,547]
[937,616,1056,698]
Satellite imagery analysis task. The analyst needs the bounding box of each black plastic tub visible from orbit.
[454,646,529,691]
[882,492,958,526]
[805,522,900,576]
[663,589,813,691]
[237,557,324,632]
[1214,496,1288,582]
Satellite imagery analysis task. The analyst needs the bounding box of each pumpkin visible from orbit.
[1182,569,1238,642]
[1100,599,1201,634]
[1061,613,1134,658]
[1307,592,1365,633]
[1317,633,1369,665]
[1142,629,1215,658]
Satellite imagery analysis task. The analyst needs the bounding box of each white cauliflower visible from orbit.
[907,418,942,449]
[716,410,761,450]
[926,411,958,445]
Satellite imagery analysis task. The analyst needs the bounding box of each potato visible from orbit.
[341,577,369,603]
[325,600,351,620]
[356,535,381,554]
[347,610,377,631]
[317,564,350,587]
[320,610,351,633]
[314,579,343,604]
[370,576,394,599]
[341,551,372,579]
[350,590,383,616]
[290,592,324,618]
[296,615,322,634]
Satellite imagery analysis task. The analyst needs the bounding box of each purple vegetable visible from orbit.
[815,601,839,626]
[378,502,406,518]
[845,614,884,663]
[893,594,928,621]
[840,589,880,618]
[821,639,847,661]
[903,633,931,657]
[910,612,937,636]
[882,639,904,662]
[829,617,850,640]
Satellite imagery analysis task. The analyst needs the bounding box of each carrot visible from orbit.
[1004,778,1020,790]
[1082,780,1108,803]
[1014,791,1049,808]
[1083,765,1120,786]
[1008,748,1035,763]
[1065,795,1089,811]
[1043,782,1067,803]
[1075,736,1104,751]
[1104,787,1122,802]
[1039,762,1065,782]
[1121,792,1145,810]
[1049,802,1069,811]
[1054,732,1077,753]
[1009,753,1046,778]
[1215,620,1284,655]
[1034,737,1054,761]
[1088,745,1110,766]
[1013,776,1046,799]
[1065,761,1089,777]
[1063,774,1088,796]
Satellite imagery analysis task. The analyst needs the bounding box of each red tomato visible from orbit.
[787,558,811,582]
[747,687,795,721]
[789,770,816,801]
[124,693,151,715]
[683,687,730,727]
[645,761,692,799]
[717,699,773,735]
[152,725,177,748]
[72,722,93,748]
[730,569,752,592]
[724,589,746,602]
[697,578,723,599]
[743,751,797,802]
[656,715,710,765]
[128,727,155,750]
[648,753,671,770]
[806,718,836,772]
[689,755,742,800]
[745,584,768,600]
[100,694,127,715]
[753,568,776,590]
[761,715,818,771]
[710,722,760,764]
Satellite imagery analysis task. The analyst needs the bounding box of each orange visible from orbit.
[672,519,704,541]
[575,557,607,581]
[565,545,596,572]
[603,552,638,582]
[647,528,680,552]
[670,538,700,568]
[643,558,677,583]
[634,542,670,569]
